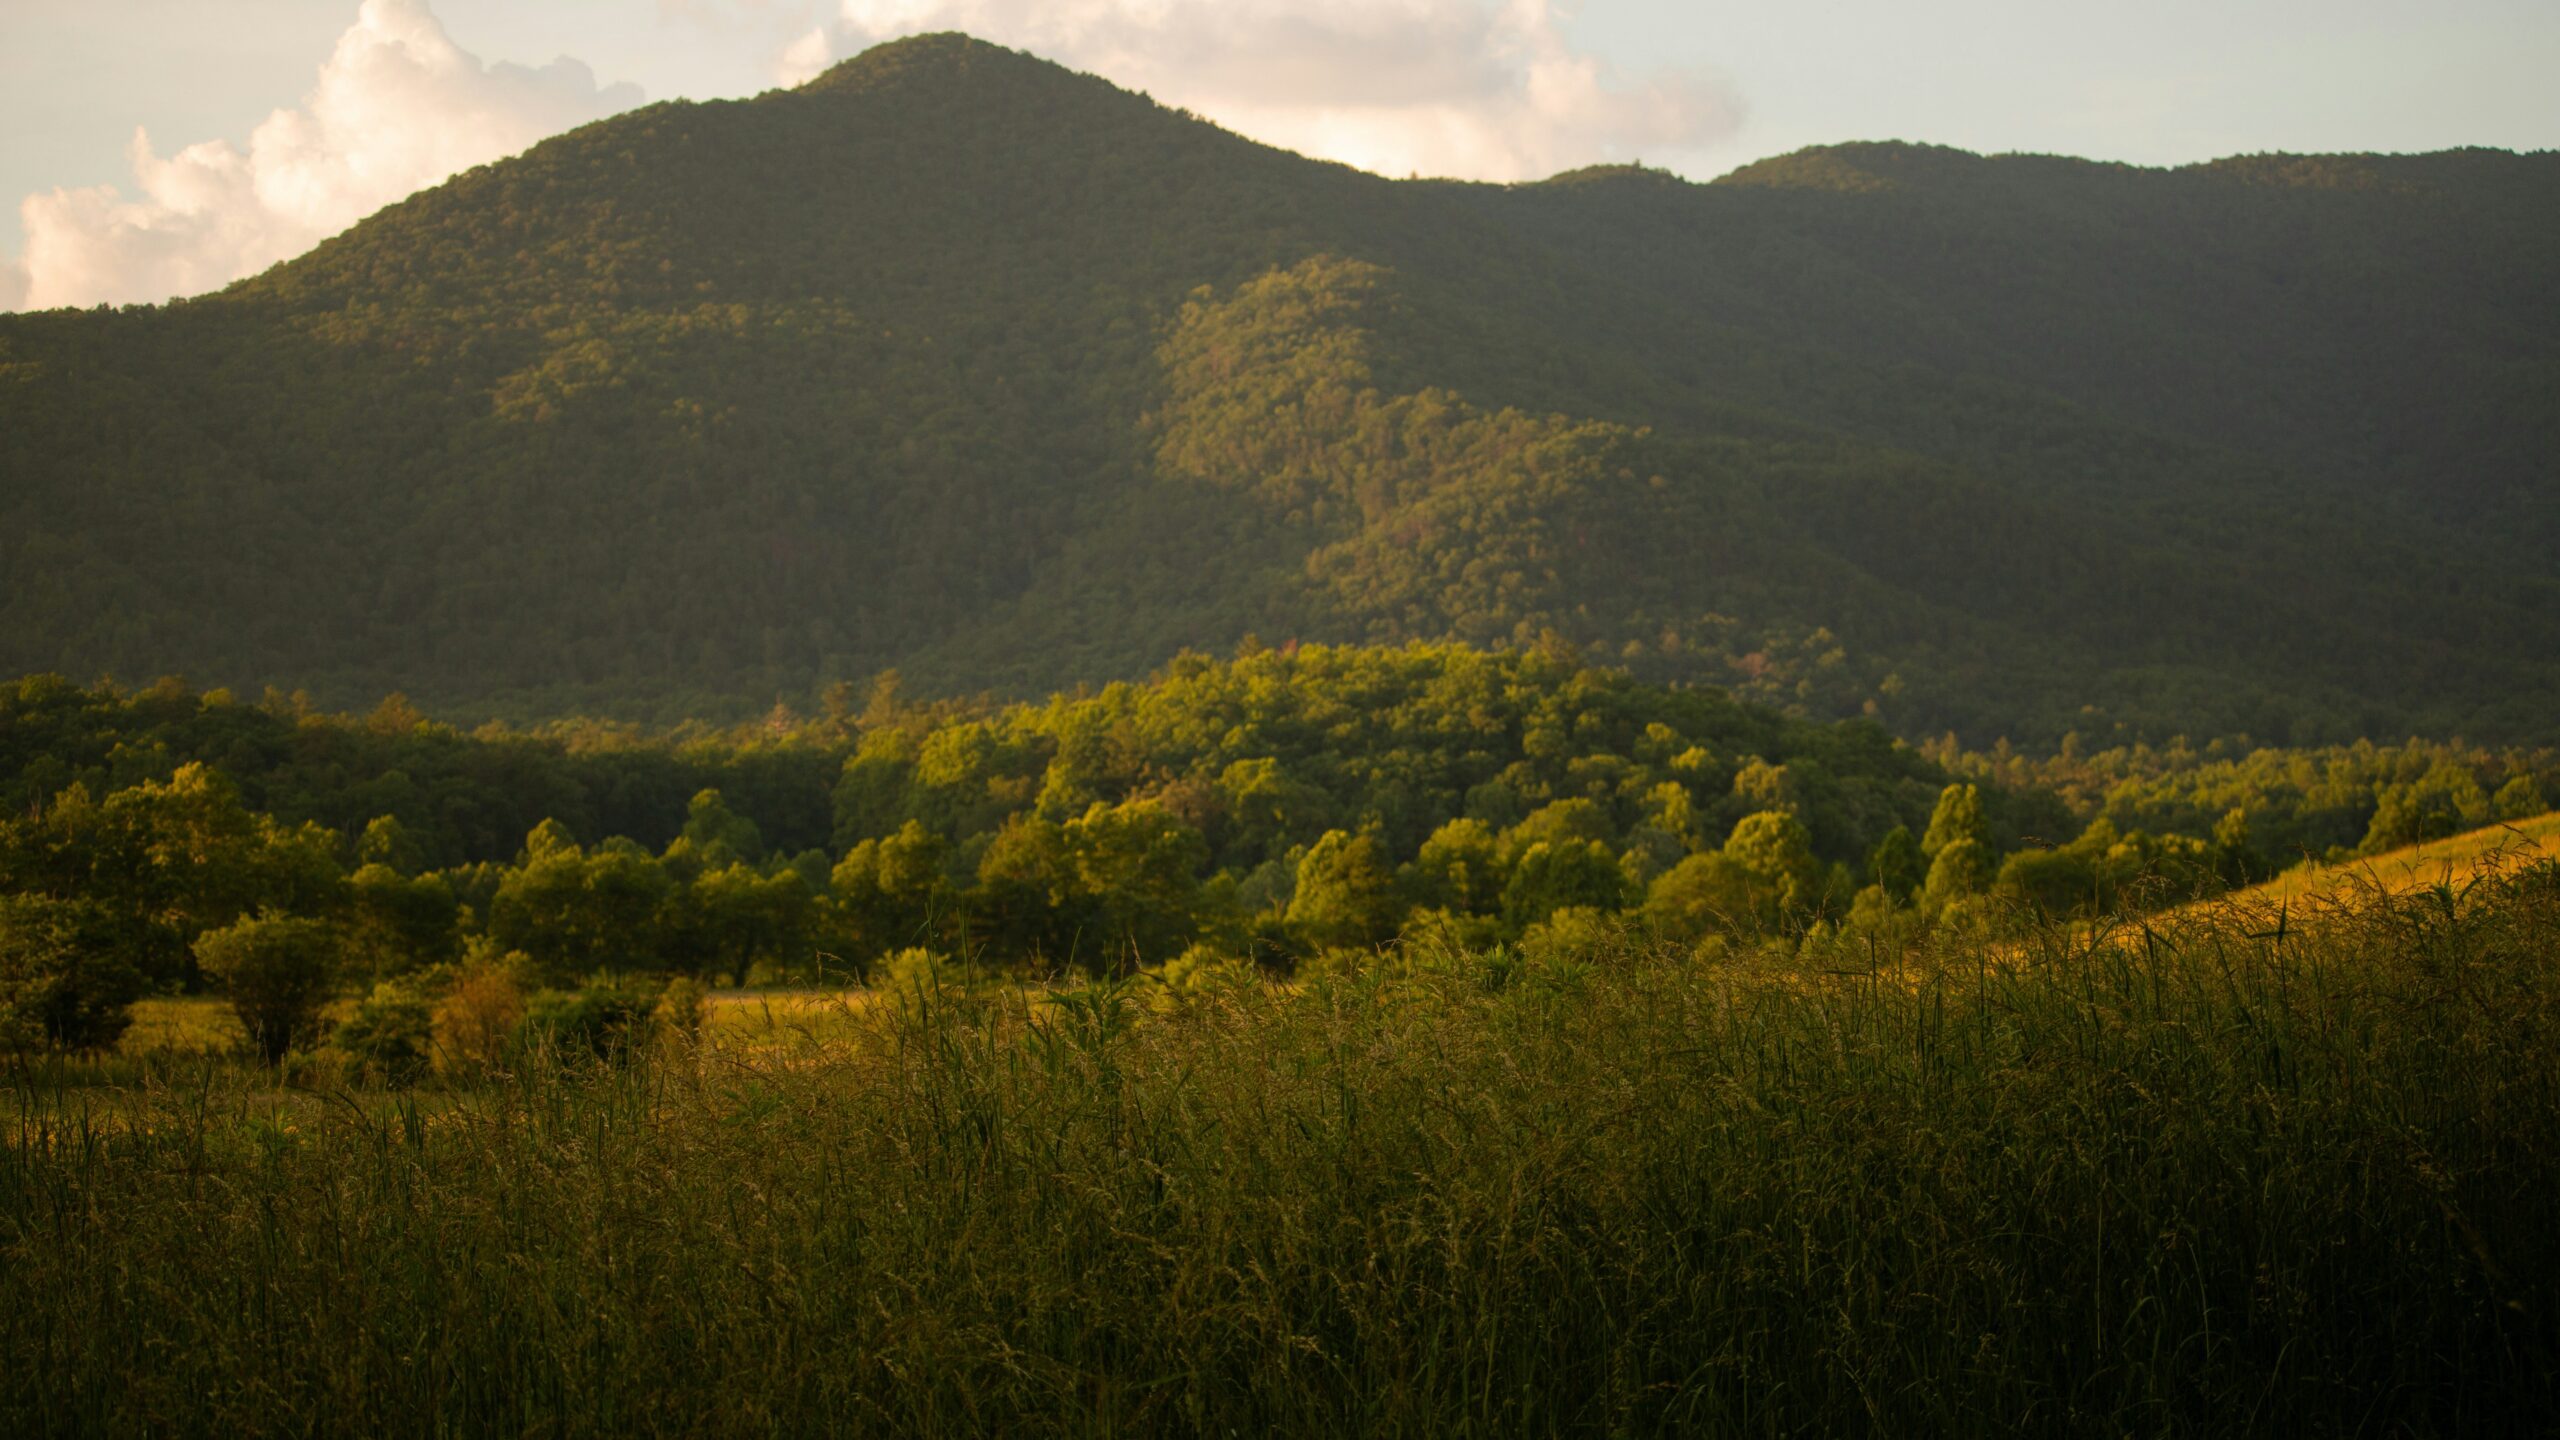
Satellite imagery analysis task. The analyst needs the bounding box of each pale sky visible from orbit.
[4,0,2555,311]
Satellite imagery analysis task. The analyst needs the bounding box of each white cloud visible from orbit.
[832,0,1741,181]
[777,26,836,86]
[6,0,642,311]
[0,254,26,313]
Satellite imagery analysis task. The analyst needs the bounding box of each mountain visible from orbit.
[3,33,2555,743]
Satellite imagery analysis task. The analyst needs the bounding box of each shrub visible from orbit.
[192,913,341,1065]
[332,975,439,1084]
[654,974,710,1044]
[431,952,528,1075]
[524,974,664,1062]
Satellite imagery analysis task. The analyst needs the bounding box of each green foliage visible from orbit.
[1921,837,1992,916]
[523,974,665,1062]
[0,894,145,1053]
[345,864,461,981]
[1641,852,1758,944]
[1920,782,1987,858]
[1284,829,1399,952]
[1866,824,1923,901]
[330,975,439,1085]
[191,912,342,1064]
[486,833,674,985]
[2,651,2548,993]
[653,974,709,1043]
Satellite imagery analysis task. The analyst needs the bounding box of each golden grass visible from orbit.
[117,996,245,1055]
[2234,810,2560,910]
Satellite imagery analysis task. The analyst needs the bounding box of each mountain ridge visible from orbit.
[2,33,2554,744]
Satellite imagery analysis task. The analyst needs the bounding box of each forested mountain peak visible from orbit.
[3,36,2555,746]
[797,29,1097,99]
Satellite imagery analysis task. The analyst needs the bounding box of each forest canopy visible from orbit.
[4,646,2548,1057]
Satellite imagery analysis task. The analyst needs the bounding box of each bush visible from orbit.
[654,974,709,1044]
[524,974,664,1062]
[332,975,439,1084]
[191,913,341,1065]
[0,895,146,1053]
[431,952,528,1075]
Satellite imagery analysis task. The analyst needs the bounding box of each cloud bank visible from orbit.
[5,0,641,311]
[830,0,1742,181]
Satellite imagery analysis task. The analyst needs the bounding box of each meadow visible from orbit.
[2220,810,2560,909]
[6,858,2557,1437]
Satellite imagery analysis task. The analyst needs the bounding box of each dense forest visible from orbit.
[4,648,2548,1062]
[2,34,2555,743]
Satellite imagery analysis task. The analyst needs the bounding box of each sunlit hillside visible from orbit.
[2227,810,2560,911]
[3,34,2555,741]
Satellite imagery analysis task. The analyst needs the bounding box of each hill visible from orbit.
[2223,810,2560,911]
[3,33,2556,741]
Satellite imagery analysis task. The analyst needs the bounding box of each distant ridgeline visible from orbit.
[2,34,2556,744]
[1,648,2549,1018]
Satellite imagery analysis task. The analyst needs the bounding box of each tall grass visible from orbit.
[6,866,2558,1436]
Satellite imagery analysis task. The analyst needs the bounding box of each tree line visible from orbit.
[2,646,2548,1073]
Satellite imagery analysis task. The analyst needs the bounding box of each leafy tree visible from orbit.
[1921,838,1993,917]
[1866,825,1923,902]
[0,895,145,1053]
[666,863,818,981]
[1286,830,1400,953]
[834,820,951,965]
[1061,800,1212,971]
[1501,840,1628,934]
[1921,784,1987,860]
[2493,774,2547,822]
[193,913,342,1064]
[332,976,438,1084]
[356,815,426,874]
[1407,818,1504,915]
[487,831,673,985]
[1641,853,1757,944]
[1722,810,1825,927]
[346,864,462,981]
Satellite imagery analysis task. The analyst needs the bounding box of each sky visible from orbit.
[2,0,2554,311]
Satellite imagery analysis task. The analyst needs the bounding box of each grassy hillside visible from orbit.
[2229,810,2560,910]
[3,34,2555,742]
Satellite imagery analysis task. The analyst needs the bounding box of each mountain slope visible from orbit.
[2,33,2554,742]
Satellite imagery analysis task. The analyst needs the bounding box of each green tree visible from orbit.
[1286,829,1401,952]
[1921,783,1987,860]
[1922,837,1993,916]
[1866,825,1923,902]
[1722,810,1824,926]
[0,895,145,1053]
[1640,852,1756,944]
[356,815,425,874]
[1063,800,1211,971]
[193,913,342,1064]
[488,832,674,986]
[668,863,818,981]
[331,975,438,1084]
[346,864,461,981]
[1407,818,1503,915]
[2493,774,2547,822]
[834,820,951,965]
[1501,839,1628,934]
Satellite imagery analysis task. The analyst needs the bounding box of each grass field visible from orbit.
[8,864,2558,1436]
[2237,811,2560,910]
